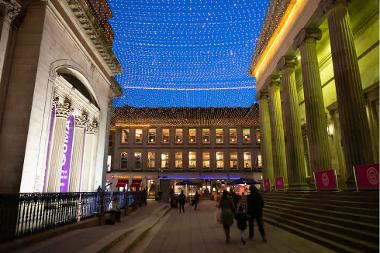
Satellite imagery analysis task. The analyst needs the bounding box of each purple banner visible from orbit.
[60,115,75,192]
[43,106,56,192]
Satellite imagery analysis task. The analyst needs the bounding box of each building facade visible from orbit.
[250,0,379,189]
[108,106,262,198]
[0,0,122,193]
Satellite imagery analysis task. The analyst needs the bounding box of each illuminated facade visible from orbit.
[250,0,379,189]
[0,0,121,193]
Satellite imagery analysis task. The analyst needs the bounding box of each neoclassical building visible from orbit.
[108,106,262,196]
[0,0,121,193]
[250,0,378,189]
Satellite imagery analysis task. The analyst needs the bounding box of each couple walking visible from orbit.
[218,185,266,244]
[178,190,200,213]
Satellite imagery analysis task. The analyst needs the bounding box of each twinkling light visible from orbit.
[108,0,270,107]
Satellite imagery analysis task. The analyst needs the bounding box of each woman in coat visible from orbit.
[218,190,235,243]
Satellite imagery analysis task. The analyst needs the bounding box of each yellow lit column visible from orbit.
[268,75,288,187]
[295,28,332,172]
[258,90,274,183]
[320,0,374,186]
[279,56,308,190]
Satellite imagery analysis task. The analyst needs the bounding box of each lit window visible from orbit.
[148,129,156,143]
[229,151,238,169]
[257,154,262,168]
[202,151,210,169]
[244,152,252,169]
[216,152,224,169]
[175,129,183,144]
[134,152,142,169]
[175,152,183,169]
[147,151,155,169]
[256,129,261,144]
[243,128,251,144]
[121,129,129,143]
[162,128,170,143]
[161,152,169,169]
[202,129,210,144]
[189,151,197,169]
[120,152,128,169]
[135,129,143,143]
[215,128,224,144]
[189,128,197,143]
[229,128,237,144]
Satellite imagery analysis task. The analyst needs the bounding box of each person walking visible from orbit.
[230,188,240,210]
[246,185,266,242]
[178,190,186,213]
[218,190,235,244]
[193,191,200,211]
[236,205,248,245]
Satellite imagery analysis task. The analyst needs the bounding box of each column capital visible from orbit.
[0,0,22,23]
[86,121,98,134]
[278,55,297,71]
[54,99,73,118]
[75,114,89,128]
[318,0,349,16]
[294,28,322,48]
[268,74,281,87]
[258,90,269,100]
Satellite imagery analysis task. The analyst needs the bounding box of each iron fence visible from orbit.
[0,191,146,242]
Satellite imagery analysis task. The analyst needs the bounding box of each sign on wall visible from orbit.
[313,169,338,191]
[263,178,271,192]
[60,115,75,192]
[353,164,379,190]
[275,176,284,191]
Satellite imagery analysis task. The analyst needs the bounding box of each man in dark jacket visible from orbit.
[246,185,266,242]
[178,190,186,213]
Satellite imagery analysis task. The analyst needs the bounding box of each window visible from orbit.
[162,128,170,143]
[135,129,143,143]
[243,128,251,144]
[229,128,237,144]
[189,128,197,143]
[148,129,156,143]
[216,152,224,169]
[175,129,183,144]
[202,151,210,169]
[120,152,128,169]
[134,152,142,169]
[230,151,238,169]
[175,152,183,169]
[257,154,262,168]
[147,152,155,169]
[121,129,129,143]
[256,129,261,144]
[161,152,169,169]
[202,129,210,144]
[215,128,224,144]
[244,152,252,169]
[189,151,197,169]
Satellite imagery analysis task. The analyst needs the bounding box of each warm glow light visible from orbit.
[115,123,151,127]
[252,0,305,80]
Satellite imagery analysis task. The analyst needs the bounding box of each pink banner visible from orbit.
[263,178,271,192]
[275,177,284,190]
[314,169,338,190]
[354,164,379,190]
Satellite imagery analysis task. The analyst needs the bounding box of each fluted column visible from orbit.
[258,91,274,183]
[46,100,72,192]
[69,114,88,192]
[268,75,288,186]
[295,28,332,172]
[81,122,98,191]
[279,56,308,190]
[320,0,374,186]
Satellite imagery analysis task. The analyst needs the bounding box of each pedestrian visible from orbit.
[193,191,200,211]
[246,185,266,242]
[218,190,235,244]
[110,197,121,223]
[237,192,247,213]
[230,188,240,211]
[178,190,186,213]
[235,205,248,245]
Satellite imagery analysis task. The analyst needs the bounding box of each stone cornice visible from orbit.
[0,0,22,23]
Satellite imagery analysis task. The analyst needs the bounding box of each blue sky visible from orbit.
[109,0,270,107]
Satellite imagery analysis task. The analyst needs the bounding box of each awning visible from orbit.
[116,179,128,187]
[131,179,142,187]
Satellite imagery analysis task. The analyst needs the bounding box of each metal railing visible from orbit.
[0,191,146,242]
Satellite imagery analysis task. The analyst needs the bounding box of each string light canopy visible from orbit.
[108,0,270,107]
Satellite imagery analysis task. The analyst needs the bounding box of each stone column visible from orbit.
[295,28,331,172]
[320,0,374,186]
[268,75,288,186]
[81,121,98,191]
[46,100,72,192]
[68,114,88,192]
[258,91,274,183]
[279,56,308,190]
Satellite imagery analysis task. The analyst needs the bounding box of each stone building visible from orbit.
[108,106,262,198]
[0,0,122,193]
[250,0,378,189]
